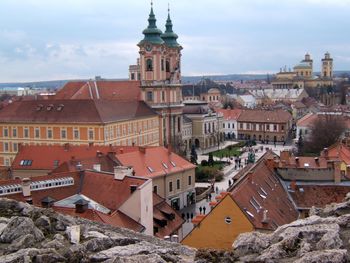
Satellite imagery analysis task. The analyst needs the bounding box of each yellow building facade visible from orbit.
[182,194,254,250]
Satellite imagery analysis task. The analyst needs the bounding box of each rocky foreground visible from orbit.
[2,196,350,263]
[0,198,196,262]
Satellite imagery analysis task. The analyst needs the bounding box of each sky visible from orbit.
[0,0,350,82]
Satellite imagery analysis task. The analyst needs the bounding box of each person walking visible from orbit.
[199,206,203,214]
[203,206,206,214]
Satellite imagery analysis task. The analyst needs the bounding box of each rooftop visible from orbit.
[237,109,292,123]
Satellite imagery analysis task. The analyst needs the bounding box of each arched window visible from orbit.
[146,59,153,71]
[166,60,170,72]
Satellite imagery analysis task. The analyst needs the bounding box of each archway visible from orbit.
[195,138,200,148]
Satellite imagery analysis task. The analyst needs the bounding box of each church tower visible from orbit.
[321,52,333,78]
[138,3,184,149]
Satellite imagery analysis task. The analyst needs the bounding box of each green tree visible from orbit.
[190,145,198,165]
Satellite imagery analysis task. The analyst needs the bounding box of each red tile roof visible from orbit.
[116,147,196,178]
[289,185,350,209]
[153,193,184,238]
[52,206,144,232]
[328,143,350,165]
[297,113,350,129]
[12,145,139,171]
[230,152,299,230]
[237,109,292,123]
[0,99,156,124]
[216,109,242,121]
[54,81,141,101]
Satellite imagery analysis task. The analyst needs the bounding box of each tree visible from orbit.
[303,115,347,154]
[208,152,214,166]
[190,145,198,165]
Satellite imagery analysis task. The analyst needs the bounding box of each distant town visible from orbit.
[1,2,350,261]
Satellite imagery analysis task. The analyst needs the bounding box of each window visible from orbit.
[3,142,9,152]
[13,143,18,152]
[131,73,135,80]
[188,175,192,185]
[4,158,10,167]
[240,123,243,129]
[146,59,153,71]
[177,179,180,190]
[3,128,8,137]
[223,123,225,129]
[225,216,232,224]
[146,91,153,102]
[24,128,29,138]
[61,129,67,139]
[74,129,79,140]
[12,128,17,137]
[246,123,250,130]
[266,124,270,131]
[281,125,284,131]
[273,124,277,131]
[162,91,165,102]
[35,128,40,138]
[166,60,170,72]
[88,129,94,140]
[169,181,173,192]
[47,129,53,139]
[153,185,158,194]
[161,59,164,71]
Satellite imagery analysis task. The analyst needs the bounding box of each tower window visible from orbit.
[161,59,164,71]
[166,60,170,72]
[146,59,153,71]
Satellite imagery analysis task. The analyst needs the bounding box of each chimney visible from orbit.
[295,157,299,166]
[96,150,103,158]
[290,180,296,191]
[323,147,329,159]
[74,199,89,213]
[114,166,133,180]
[41,196,55,208]
[93,164,101,172]
[334,162,341,184]
[139,146,146,154]
[262,210,268,224]
[314,157,319,166]
[280,150,290,162]
[22,178,31,197]
[130,185,138,193]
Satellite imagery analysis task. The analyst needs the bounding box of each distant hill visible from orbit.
[1,71,349,89]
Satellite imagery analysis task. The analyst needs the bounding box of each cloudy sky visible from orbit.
[1,0,350,82]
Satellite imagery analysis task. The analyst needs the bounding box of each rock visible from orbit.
[84,237,115,252]
[84,230,109,239]
[111,254,167,263]
[233,231,271,256]
[0,248,63,263]
[0,216,44,243]
[35,215,51,232]
[294,249,349,263]
[7,234,36,252]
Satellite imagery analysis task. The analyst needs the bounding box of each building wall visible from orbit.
[152,168,195,210]
[277,167,343,182]
[237,121,290,142]
[0,115,159,166]
[181,195,254,250]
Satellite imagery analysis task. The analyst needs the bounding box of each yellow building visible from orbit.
[182,194,254,250]
[0,99,159,166]
[272,52,334,89]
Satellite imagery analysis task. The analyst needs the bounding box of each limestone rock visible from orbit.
[0,216,44,243]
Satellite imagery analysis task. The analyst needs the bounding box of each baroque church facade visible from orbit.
[129,3,184,149]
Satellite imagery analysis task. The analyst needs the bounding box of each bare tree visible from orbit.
[302,115,347,154]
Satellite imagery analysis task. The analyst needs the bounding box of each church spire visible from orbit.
[161,4,180,48]
[139,1,164,46]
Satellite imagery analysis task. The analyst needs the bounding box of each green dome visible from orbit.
[139,5,164,46]
[161,12,180,48]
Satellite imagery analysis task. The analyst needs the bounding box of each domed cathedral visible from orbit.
[132,2,184,148]
[272,52,334,89]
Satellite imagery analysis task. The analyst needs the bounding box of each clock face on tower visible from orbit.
[145,44,152,52]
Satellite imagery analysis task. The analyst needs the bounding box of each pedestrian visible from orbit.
[199,206,203,214]
[228,179,232,186]
[209,193,212,200]
[203,206,206,214]
[216,186,219,194]
[186,212,189,221]
[190,213,193,219]
[182,213,185,219]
